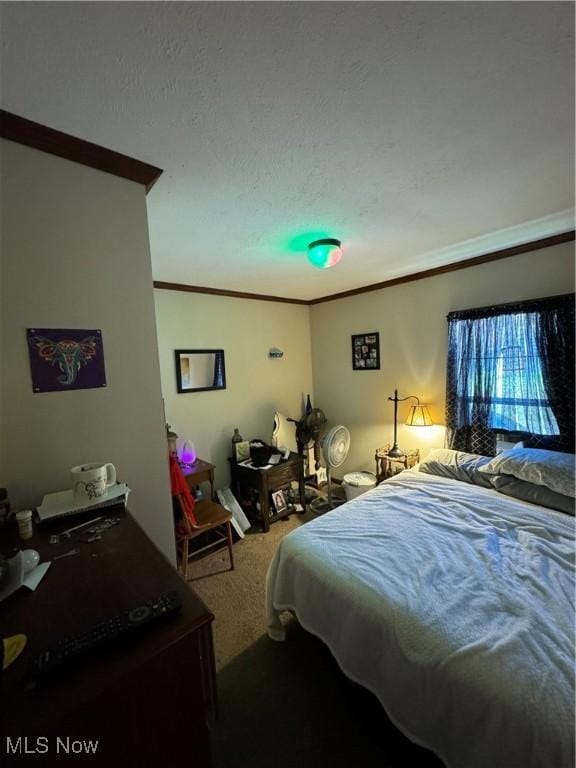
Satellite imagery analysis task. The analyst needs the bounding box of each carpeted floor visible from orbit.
[190,511,444,768]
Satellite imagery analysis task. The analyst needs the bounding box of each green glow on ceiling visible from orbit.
[284,231,332,254]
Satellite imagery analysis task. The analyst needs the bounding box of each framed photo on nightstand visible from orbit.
[271,490,288,515]
[234,440,251,462]
[352,332,380,370]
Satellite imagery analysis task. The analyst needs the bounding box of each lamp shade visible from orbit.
[405,404,433,427]
[308,238,342,269]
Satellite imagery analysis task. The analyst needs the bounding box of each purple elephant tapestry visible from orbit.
[27,328,107,393]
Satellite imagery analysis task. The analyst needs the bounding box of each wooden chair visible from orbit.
[174,495,234,580]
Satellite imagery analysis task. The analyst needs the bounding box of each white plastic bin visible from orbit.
[342,471,377,501]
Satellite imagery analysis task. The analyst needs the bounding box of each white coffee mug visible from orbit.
[71,462,116,503]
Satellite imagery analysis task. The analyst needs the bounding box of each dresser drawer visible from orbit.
[268,461,299,489]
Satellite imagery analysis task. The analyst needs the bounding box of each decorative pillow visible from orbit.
[417,449,493,488]
[478,447,575,498]
[489,474,575,516]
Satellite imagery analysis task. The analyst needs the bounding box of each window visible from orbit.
[452,312,559,435]
[445,294,574,456]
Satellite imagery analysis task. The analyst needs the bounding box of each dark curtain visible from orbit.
[445,318,498,456]
[445,294,575,456]
[534,295,575,452]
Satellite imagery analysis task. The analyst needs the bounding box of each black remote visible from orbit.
[30,591,183,680]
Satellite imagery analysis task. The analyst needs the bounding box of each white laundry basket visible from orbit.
[342,471,377,501]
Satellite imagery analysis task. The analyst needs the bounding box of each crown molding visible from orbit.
[0,110,163,192]
[309,231,575,305]
[386,210,574,278]
[153,281,309,306]
[155,231,575,306]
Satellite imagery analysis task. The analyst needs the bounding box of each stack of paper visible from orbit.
[37,483,131,522]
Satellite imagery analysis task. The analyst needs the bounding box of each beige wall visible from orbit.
[0,140,175,562]
[155,290,313,490]
[310,242,575,478]
[0,194,4,487]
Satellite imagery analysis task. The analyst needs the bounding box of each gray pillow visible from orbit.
[479,447,575,498]
[489,474,575,516]
[417,449,493,488]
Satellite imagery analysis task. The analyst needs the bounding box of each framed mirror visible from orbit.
[175,349,226,393]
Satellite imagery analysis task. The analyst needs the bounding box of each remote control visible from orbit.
[30,591,183,680]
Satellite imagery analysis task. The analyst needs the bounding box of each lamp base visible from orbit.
[387,444,405,458]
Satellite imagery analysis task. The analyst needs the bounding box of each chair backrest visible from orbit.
[174,493,196,537]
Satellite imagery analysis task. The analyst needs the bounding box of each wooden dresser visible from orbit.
[0,509,215,767]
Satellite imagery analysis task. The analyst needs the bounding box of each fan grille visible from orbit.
[323,425,350,468]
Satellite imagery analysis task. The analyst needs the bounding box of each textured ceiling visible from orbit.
[1,2,574,299]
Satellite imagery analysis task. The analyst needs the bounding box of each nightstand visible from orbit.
[375,445,420,483]
[183,458,215,500]
[228,453,306,533]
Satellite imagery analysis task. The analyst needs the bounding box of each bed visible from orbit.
[266,462,575,768]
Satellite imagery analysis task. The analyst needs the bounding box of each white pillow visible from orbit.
[478,447,575,498]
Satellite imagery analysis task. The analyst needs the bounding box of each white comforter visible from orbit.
[266,470,575,768]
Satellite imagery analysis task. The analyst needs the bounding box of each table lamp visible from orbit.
[180,440,197,466]
[388,389,433,457]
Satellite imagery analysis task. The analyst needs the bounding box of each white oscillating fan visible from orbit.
[310,425,351,515]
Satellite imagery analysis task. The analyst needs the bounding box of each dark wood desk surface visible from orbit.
[0,508,215,766]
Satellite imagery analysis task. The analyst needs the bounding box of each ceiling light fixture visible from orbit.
[308,238,342,269]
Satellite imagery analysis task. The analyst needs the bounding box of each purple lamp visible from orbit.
[180,440,197,465]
